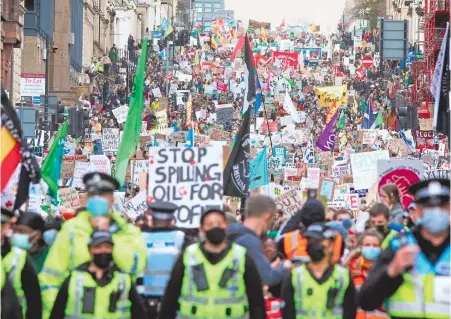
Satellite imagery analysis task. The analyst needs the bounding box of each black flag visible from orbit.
[223,34,255,198]
[435,34,450,138]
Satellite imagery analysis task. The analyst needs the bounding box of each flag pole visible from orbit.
[262,103,273,149]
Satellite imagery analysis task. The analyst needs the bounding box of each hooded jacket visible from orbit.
[228,223,287,287]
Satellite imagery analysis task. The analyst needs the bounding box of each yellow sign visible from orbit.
[315,85,348,108]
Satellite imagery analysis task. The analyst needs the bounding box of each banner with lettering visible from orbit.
[315,85,348,108]
[272,52,299,69]
[147,147,223,228]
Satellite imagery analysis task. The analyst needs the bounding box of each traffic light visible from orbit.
[54,101,65,131]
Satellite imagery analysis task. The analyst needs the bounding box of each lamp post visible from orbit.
[42,35,58,150]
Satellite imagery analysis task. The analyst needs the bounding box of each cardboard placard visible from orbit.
[58,187,80,209]
[147,147,223,228]
[61,161,75,179]
[274,189,303,215]
[102,128,120,152]
[319,178,336,201]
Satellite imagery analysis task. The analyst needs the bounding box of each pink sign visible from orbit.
[379,169,420,209]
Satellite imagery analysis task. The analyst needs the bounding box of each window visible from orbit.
[197,7,203,12]
[204,3,212,12]
[213,3,221,8]
[25,0,35,10]
[195,3,202,7]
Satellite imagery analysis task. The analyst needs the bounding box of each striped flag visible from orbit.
[362,97,374,129]
[1,89,40,209]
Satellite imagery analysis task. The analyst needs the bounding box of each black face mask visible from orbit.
[93,253,113,269]
[375,225,386,235]
[307,242,326,262]
[205,227,226,245]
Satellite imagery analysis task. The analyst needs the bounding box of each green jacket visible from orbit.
[39,211,147,319]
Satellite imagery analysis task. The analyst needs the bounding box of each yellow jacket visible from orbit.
[39,211,147,319]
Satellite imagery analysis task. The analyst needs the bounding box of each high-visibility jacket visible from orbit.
[381,230,398,249]
[64,269,132,319]
[179,243,248,319]
[4,246,27,315]
[386,234,450,319]
[139,229,184,297]
[0,257,5,289]
[292,263,350,319]
[352,259,389,319]
[39,210,147,319]
[283,230,343,263]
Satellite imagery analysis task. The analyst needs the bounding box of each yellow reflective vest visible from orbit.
[292,263,350,319]
[64,269,132,319]
[39,211,147,319]
[4,247,27,316]
[179,243,248,319]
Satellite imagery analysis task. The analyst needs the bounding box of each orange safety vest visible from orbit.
[283,230,343,263]
[353,259,389,319]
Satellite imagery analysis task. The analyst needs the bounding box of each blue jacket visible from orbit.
[227,223,287,287]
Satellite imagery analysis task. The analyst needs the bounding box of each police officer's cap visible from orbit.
[408,178,450,205]
[83,172,120,194]
[88,230,114,247]
[303,222,336,240]
[148,200,178,220]
[1,208,14,224]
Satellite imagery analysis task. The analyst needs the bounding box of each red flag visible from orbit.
[230,35,245,61]
[355,64,365,81]
[217,81,228,91]
[335,65,343,77]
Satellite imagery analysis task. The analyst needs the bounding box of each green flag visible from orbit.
[284,77,299,89]
[373,108,384,128]
[337,110,345,129]
[360,99,367,112]
[114,36,149,186]
[164,24,174,38]
[41,120,68,199]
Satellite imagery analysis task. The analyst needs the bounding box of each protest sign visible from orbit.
[274,189,303,215]
[72,161,90,189]
[210,129,231,141]
[378,159,423,209]
[61,161,75,179]
[58,187,80,209]
[362,130,378,145]
[344,193,359,211]
[350,188,368,198]
[89,155,111,175]
[152,87,162,98]
[300,177,319,189]
[151,110,168,134]
[350,150,389,190]
[172,131,188,143]
[319,178,336,201]
[271,146,287,169]
[132,160,150,184]
[215,104,234,126]
[102,128,119,152]
[141,121,150,136]
[315,85,347,107]
[424,169,450,180]
[332,163,352,177]
[147,147,223,228]
[307,167,320,183]
[112,105,129,124]
[273,52,299,69]
[28,183,44,212]
[261,121,278,134]
[123,191,147,220]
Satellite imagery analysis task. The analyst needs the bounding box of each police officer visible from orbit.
[138,200,185,319]
[40,172,147,319]
[1,208,42,319]
[49,231,147,318]
[358,178,450,318]
[281,223,356,319]
[158,208,266,319]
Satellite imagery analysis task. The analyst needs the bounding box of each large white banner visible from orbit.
[350,150,389,190]
[147,147,223,228]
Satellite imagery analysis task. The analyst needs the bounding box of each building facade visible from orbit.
[194,0,234,30]
[1,0,26,104]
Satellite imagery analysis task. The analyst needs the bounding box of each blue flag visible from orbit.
[250,148,269,190]
[160,18,169,31]
[185,126,194,147]
[255,75,262,115]
[362,97,374,129]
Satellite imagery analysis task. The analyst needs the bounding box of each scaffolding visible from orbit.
[420,0,449,101]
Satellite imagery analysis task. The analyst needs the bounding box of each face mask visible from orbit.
[422,207,449,234]
[93,253,113,269]
[11,233,32,250]
[87,196,110,217]
[205,227,226,245]
[43,229,59,246]
[361,246,381,261]
[375,225,386,235]
[307,242,326,262]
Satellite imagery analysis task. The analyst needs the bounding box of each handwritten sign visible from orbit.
[123,191,147,220]
[147,147,223,228]
[72,161,90,189]
[350,150,389,190]
[132,160,150,184]
[112,105,129,124]
[89,155,111,175]
[274,189,303,215]
[102,128,119,152]
[58,187,80,209]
